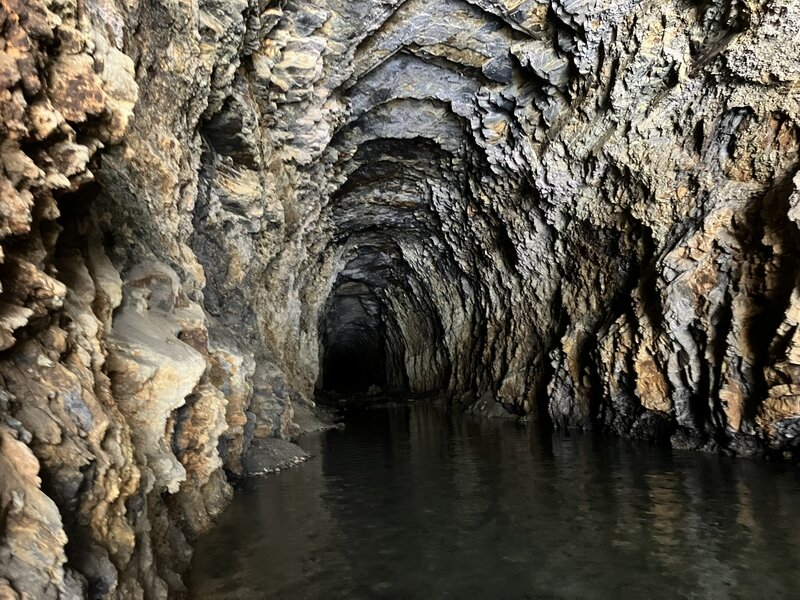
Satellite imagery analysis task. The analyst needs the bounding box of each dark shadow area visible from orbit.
[321,292,387,393]
[317,250,413,396]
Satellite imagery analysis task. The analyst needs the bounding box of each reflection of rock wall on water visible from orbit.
[1,0,799,596]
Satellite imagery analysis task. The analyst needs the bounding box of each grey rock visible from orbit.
[243,438,311,476]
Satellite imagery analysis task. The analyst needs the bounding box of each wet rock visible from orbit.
[242,438,311,477]
[0,425,70,599]
[106,263,207,494]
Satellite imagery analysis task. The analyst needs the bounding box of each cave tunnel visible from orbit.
[320,286,388,393]
[5,0,800,597]
[318,251,411,395]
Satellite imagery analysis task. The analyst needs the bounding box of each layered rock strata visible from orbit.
[1,0,799,597]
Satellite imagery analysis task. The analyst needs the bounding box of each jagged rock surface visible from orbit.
[1,0,799,598]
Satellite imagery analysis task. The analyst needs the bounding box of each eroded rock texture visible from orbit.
[1,0,799,597]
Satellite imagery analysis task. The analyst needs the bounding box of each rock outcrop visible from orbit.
[1,0,799,597]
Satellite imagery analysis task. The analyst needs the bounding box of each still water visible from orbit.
[189,404,800,599]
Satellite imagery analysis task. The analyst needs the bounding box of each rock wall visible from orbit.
[1,0,799,597]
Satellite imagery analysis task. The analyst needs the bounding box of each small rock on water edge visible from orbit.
[242,437,311,476]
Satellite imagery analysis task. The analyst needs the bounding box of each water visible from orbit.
[189,404,800,599]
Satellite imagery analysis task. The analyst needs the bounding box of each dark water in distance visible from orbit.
[188,404,800,599]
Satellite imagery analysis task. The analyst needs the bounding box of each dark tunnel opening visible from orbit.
[323,337,385,393]
[317,251,412,396]
[321,291,388,393]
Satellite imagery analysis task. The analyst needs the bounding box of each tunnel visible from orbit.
[318,256,391,393]
[320,286,388,393]
[3,0,800,596]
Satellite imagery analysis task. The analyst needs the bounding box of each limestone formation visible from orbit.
[1,0,799,597]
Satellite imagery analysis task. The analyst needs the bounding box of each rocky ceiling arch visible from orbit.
[2,0,800,597]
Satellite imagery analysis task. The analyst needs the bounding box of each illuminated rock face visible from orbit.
[1,0,799,596]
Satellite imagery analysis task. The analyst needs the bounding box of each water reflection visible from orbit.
[189,404,800,599]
